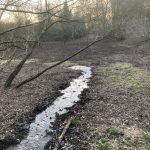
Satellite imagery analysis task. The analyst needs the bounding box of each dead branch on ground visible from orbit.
[52,117,74,150]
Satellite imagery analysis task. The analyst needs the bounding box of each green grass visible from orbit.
[98,63,150,93]
[44,61,78,67]
[98,142,113,150]
[101,139,109,143]
[143,132,150,142]
[25,59,39,64]
[0,59,38,65]
[71,118,81,126]
[109,127,123,136]
[122,138,130,145]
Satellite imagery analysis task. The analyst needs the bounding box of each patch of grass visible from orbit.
[98,142,113,150]
[44,61,77,67]
[101,138,109,143]
[122,138,130,145]
[44,61,58,66]
[109,127,123,136]
[98,63,150,93]
[0,59,38,65]
[71,118,81,126]
[0,60,8,65]
[0,59,21,65]
[125,136,131,141]
[143,132,150,142]
[25,59,39,64]
[62,61,78,67]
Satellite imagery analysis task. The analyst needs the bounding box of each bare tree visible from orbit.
[1,0,87,88]
[15,37,105,88]
[2,0,150,89]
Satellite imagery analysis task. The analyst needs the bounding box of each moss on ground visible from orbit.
[98,63,150,93]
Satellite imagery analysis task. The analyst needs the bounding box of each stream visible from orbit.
[7,66,92,150]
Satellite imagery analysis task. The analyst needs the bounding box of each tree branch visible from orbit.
[15,37,105,88]
[0,0,76,15]
[0,0,79,36]
[52,117,74,150]
[0,18,48,36]
[4,19,68,88]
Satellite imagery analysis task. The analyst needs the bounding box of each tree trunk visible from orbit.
[4,50,32,88]
[4,20,59,88]
[15,37,105,88]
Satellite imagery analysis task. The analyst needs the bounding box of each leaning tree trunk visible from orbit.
[4,20,60,88]
[15,37,105,88]
[4,50,32,88]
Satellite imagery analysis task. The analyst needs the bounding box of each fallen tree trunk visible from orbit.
[15,37,105,88]
[52,117,74,150]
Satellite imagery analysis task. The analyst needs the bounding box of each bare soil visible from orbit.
[1,40,150,150]
[0,59,80,149]
[44,40,150,150]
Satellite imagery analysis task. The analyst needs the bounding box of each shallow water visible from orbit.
[8,66,92,150]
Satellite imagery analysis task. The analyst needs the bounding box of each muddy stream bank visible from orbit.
[7,66,92,150]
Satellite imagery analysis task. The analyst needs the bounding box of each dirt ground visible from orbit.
[0,58,80,149]
[44,40,150,150]
[0,40,150,150]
